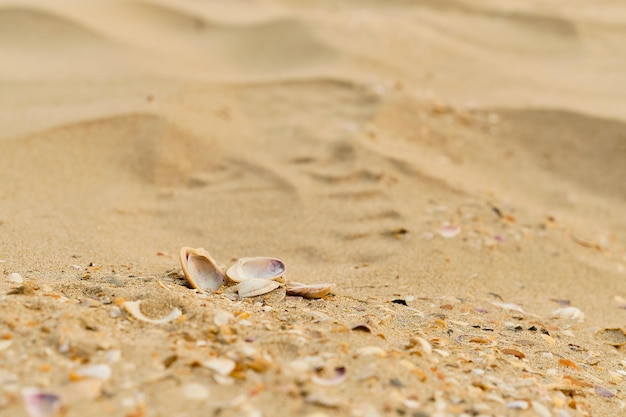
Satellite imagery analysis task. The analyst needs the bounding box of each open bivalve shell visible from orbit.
[226,257,286,283]
[286,282,334,299]
[180,247,227,292]
[237,278,281,298]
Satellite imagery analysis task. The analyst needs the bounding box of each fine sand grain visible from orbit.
[1,1,625,416]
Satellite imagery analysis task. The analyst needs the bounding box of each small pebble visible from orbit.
[7,273,23,284]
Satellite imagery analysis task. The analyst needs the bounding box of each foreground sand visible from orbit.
[0,0,625,416]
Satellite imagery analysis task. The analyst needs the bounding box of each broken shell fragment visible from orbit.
[180,247,226,292]
[311,366,347,386]
[551,306,585,321]
[595,328,626,347]
[22,388,63,417]
[226,257,286,283]
[122,300,182,324]
[73,364,112,381]
[237,278,281,298]
[286,282,334,299]
[202,358,236,376]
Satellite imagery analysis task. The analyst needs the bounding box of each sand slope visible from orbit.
[0,0,625,416]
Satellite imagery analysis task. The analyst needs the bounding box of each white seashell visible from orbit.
[532,401,551,417]
[7,273,23,284]
[356,346,387,358]
[506,400,529,410]
[202,358,236,376]
[226,257,286,283]
[213,310,234,326]
[74,364,112,381]
[237,278,281,298]
[439,225,460,238]
[491,301,526,315]
[122,300,182,325]
[180,247,226,292]
[22,387,63,417]
[551,306,585,321]
[286,282,334,299]
[311,366,347,386]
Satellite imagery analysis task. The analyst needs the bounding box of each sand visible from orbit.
[0,0,625,416]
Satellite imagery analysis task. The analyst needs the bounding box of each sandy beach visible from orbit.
[1,1,625,416]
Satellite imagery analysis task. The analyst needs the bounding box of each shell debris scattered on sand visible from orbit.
[179,247,333,299]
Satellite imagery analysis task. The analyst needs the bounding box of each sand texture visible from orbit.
[1,0,625,416]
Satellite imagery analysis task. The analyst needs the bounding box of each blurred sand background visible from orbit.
[0,0,625,416]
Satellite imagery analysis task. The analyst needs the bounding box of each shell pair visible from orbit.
[180,247,285,298]
[179,247,333,299]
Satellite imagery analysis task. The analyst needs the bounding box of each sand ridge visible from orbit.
[0,0,625,416]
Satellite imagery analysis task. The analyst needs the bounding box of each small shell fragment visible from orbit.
[179,247,226,292]
[213,310,234,326]
[595,328,626,347]
[551,307,585,321]
[74,364,112,381]
[412,336,432,356]
[356,346,387,357]
[532,401,551,417]
[122,300,182,325]
[558,358,580,370]
[202,358,236,376]
[237,278,281,298]
[438,225,460,238]
[22,388,63,417]
[491,301,526,315]
[502,348,525,359]
[286,282,333,299]
[226,257,286,283]
[594,384,616,398]
[8,273,23,284]
[311,366,347,386]
[506,400,529,410]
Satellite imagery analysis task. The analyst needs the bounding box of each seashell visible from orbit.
[122,300,182,325]
[595,327,626,347]
[73,364,112,381]
[551,306,584,321]
[180,247,226,292]
[237,278,281,298]
[311,366,347,386]
[286,282,333,299]
[202,358,236,376]
[22,387,63,417]
[594,384,616,398]
[7,272,23,284]
[226,257,286,283]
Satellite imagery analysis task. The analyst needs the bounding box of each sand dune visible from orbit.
[0,7,106,47]
[1,0,625,416]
